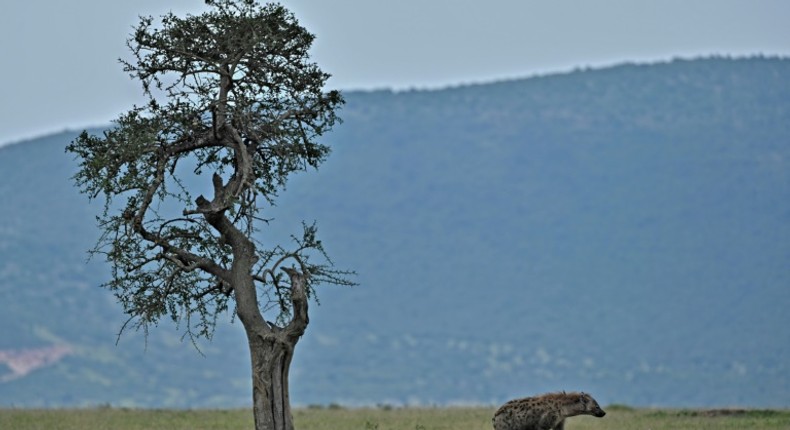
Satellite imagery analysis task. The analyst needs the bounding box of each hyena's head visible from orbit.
[578,392,606,417]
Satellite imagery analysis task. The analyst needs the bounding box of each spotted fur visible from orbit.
[492,391,606,430]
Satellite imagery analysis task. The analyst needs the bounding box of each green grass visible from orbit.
[0,408,251,430]
[1,406,789,429]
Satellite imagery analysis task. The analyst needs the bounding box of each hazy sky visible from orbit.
[1,0,788,145]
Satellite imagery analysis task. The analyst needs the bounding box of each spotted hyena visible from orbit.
[492,391,606,430]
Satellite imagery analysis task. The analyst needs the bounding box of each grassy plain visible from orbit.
[1,406,789,429]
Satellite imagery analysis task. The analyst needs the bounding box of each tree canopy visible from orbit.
[67,0,352,343]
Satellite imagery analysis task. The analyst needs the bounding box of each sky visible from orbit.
[1,0,788,146]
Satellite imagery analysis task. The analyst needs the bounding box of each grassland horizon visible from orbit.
[2,405,789,429]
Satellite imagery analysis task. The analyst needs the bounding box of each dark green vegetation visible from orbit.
[1,407,789,430]
[1,57,788,408]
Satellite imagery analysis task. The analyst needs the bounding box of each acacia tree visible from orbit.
[66,1,353,428]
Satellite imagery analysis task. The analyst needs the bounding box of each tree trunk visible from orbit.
[196,128,314,429]
[247,331,299,430]
[238,268,309,430]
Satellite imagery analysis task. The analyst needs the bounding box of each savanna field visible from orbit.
[2,406,789,429]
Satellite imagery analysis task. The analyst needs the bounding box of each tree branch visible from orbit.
[280,267,309,339]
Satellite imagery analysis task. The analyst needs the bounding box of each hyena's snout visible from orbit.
[593,407,606,417]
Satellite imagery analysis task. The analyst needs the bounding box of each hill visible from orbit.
[0,57,788,408]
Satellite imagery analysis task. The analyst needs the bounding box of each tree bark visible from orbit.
[247,331,298,430]
[241,268,309,430]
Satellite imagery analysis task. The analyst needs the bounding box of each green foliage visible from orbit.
[64,0,350,342]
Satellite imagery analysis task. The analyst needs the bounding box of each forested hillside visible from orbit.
[1,57,788,408]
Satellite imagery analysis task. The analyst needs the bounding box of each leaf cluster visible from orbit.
[66,0,353,341]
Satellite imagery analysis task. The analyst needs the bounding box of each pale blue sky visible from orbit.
[1,0,788,145]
